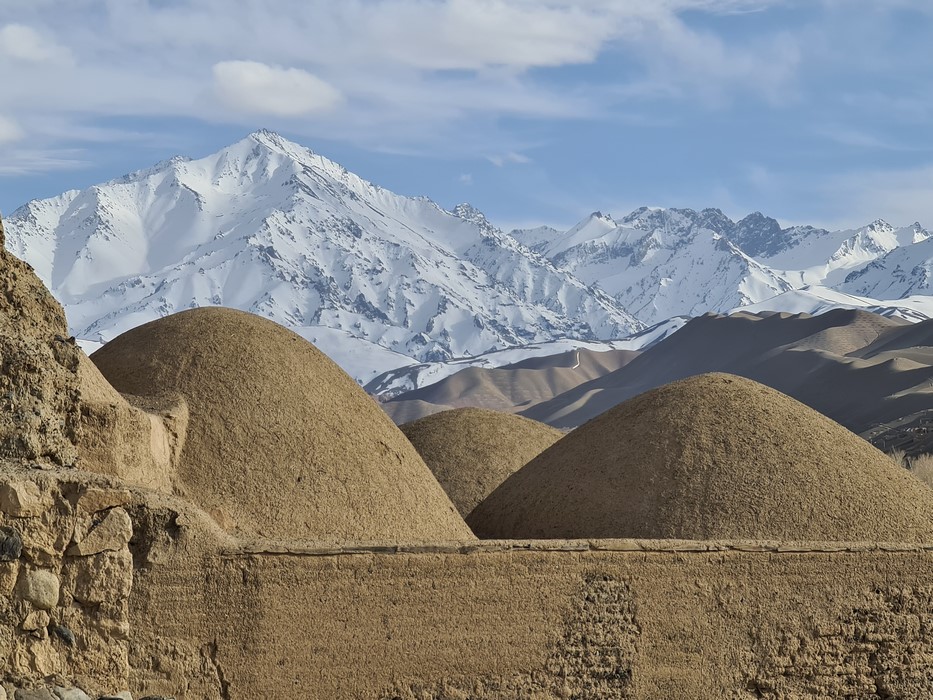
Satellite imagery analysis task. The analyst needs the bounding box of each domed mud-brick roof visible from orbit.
[92,307,472,542]
[401,407,563,517]
[469,373,933,542]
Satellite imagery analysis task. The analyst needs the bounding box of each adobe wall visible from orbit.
[0,468,135,696]
[2,466,931,699]
[129,536,933,700]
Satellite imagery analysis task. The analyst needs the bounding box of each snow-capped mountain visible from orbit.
[730,286,933,323]
[5,129,933,386]
[513,208,792,326]
[839,235,933,299]
[5,130,639,377]
[513,208,931,326]
[756,219,929,288]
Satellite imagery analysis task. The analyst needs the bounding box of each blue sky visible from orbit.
[1,0,932,231]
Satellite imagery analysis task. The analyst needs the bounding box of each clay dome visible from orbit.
[401,408,563,517]
[468,373,933,542]
[91,307,472,542]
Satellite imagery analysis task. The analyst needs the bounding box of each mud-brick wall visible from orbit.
[0,471,134,695]
[130,540,933,700]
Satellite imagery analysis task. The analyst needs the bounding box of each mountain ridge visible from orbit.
[5,130,640,380]
[5,129,933,384]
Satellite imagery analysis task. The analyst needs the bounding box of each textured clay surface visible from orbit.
[401,407,563,516]
[470,373,933,542]
[91,307,471,542]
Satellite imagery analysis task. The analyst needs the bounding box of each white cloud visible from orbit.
[350,0,614,71]
[458,173,473,185]
[813,125,921,152]
[212,61,342,117]
[487,151,533,167]
[0,23,70,63]
[0,0,896,178]
[0,115,24,145]
[0,147,88,175]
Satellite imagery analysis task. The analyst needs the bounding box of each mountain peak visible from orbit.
[451,203,498,236]
[866,218,893,232]
[451,202,487,221]
[248,128,296,150]
[238,129,330,168]
[3,133,640,373]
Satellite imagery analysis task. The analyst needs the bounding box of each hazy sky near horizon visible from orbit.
[1,0,932,231]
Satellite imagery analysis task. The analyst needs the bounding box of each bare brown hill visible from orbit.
[384,348,639,423]
[401,408,563,517]
[91,307,472,542]
[850,317,933,360]
[522,309,930,431]
[469,373,933,541]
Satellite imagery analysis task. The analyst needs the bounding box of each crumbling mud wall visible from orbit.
[0,465,231,698]
[127,538,933,700]
[0,467,134,695]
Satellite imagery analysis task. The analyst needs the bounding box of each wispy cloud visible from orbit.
[0,148,89,176]
[212,61,343,117]
[0,23,71,63]
[2,0,931,236]
[0,115,25,145]
[0,0,804,173]
[487,151,532,167]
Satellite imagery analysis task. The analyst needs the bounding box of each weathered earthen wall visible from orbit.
[129,538,933,700]
[0,469,134,696]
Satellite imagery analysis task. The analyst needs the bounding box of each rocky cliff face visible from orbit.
[0,213,82,470]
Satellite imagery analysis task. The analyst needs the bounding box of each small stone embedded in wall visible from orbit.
[21,610,50,634]
[51,687,91,700]
[13,689,57,700]
[71,549,132,606]
[72,487,132,515]
[50,624,75,647]
[0,482,53,519]
[16,569,60,610]
[67,508,132,557]
[0,525,23,561]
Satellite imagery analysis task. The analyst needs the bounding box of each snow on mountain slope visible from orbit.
[516,207,932,327]
[514,207,791,325]
[757,220,930,288]
[7,128,933,387]
[839,236,933,300]
[294,326,417,382]
[365,315,688,397]
[5,130,640,372]
[732,286,933,323]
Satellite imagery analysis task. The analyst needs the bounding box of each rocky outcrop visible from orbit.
[0,214,189,696]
